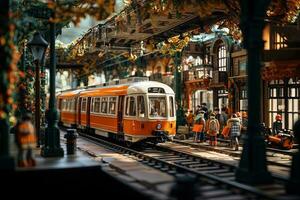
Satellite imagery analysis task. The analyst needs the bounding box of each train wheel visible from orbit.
[124,141,133,148]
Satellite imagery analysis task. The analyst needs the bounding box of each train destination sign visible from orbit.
[148,87,165,93]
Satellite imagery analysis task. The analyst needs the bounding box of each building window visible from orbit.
[238,60,247,76]
[239,87,248,112]
[274,32,287,50]
[268,78,299,129]
[192,90,213,113]
[218,89,228,111]
[217,45,227,71]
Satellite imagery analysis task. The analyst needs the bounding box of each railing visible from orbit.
[183,64,213,82]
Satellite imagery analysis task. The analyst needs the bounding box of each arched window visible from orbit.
[217,45,227,71]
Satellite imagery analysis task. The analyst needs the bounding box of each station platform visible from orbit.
[0,134,152,199]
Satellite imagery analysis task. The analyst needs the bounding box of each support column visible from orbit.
[235,0,273,184]
[0,0,15,169]
[174,51,185,127]
[41,5,64,157]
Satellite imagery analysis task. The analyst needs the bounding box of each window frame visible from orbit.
[169,96,175,117]
[91,97,101,113]
[268,78,299,129]
[108,97,117,115]
[148,95,168,119]
[100,97,108,114]
[81,98,87,113]
[137,95,146,118]
[217,45,227,72]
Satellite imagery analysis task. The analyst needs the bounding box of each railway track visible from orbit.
[79,132,299,200]
[217,138,298,155]
[172,139,294,169]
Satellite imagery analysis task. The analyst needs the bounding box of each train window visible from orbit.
[61,100,65,111]
[125,97,129,116]
[137,96,145,118]
[72,99,76,111]
[149,96,167,118]
[125,96,136,116]
[81,98,87,112]
[93,98,101,113]
[66,100,69,111]
[68,100,72,111]
[64,100,67,111]
[101,97,108,113]
[109,97,117,115]
[169,96,175,117]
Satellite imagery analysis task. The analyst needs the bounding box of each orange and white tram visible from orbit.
[57,79,176,143]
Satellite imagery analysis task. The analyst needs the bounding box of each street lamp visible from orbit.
[27,32,48,148]
[40,9,64,157]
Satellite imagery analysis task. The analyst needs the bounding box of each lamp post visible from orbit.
[41,7,64,157]
[27,32,48,148]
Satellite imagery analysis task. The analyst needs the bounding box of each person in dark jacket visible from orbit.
[201,103,208,120]
[193,111,206,142]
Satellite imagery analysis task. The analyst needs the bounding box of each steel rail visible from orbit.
[216,138,297,156]
[79,132,287,200]
[172,139,293,168]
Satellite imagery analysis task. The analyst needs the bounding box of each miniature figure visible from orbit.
[15,113,37,167]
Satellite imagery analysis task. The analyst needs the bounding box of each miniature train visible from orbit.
[57,78,176,144]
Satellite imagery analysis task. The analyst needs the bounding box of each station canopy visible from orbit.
[49,0,300,74]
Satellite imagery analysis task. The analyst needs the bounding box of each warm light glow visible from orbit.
[263,24,270,50]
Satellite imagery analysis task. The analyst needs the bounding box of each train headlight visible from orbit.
[156,123,162,130]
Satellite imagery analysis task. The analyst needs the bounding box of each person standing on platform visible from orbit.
[201,103,208,120]
[15,113,37,167]
[186,110,194,137]
[206,113,220,146]
[241,111,248,135]
[195,105,201,115]
[227,114,241,151]
[219,107,228,132]
[236,112,242,124]
[193,111,206,143]
[272,114,283,135]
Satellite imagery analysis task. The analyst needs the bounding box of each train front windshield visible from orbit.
[149,96,167,118]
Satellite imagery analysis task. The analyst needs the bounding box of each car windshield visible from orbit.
[149,96,167,118]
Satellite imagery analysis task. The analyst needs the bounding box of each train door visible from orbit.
[78,97,82,125]
[87,97,91,128]
[117,95,125,133]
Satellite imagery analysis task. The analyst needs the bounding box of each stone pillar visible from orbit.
[235,0,273,184]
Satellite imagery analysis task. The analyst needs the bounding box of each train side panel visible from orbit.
[90,114,118,133]
[123,119,176,137]
[61,111,76,127]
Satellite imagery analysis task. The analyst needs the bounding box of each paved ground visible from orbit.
[62,133,175,200]
[167,139,291,177]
